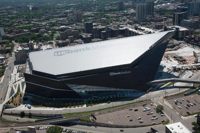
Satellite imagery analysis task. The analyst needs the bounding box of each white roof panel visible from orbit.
[29,31,170,75]
[166,122,191,133]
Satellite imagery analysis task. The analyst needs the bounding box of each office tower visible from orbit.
[145,0,154,16]
[118,1,125,11]
[0,27,5,42]
[187,0,200,16]
[135,0,154,22]
[136,3,147,22]
[84,22,93,33]
[173,12,187,25]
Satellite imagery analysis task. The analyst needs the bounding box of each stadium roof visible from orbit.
[29,31,171,75]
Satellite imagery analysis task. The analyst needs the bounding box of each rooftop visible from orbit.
[166,122,191,133]
[29,31,171,75]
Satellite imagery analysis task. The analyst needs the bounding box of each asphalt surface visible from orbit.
[0,54,14,104]
[68,124,166,133]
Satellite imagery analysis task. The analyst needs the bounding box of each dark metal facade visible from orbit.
[24,32,174,105]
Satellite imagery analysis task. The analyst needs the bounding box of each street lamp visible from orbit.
[146,88,152,104]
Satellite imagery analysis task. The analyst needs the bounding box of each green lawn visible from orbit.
[63,100,147,121]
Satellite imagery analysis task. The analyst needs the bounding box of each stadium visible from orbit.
[24,31,174,106]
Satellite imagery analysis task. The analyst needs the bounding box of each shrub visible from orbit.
[156,105,164,113]
[47,126,63,133]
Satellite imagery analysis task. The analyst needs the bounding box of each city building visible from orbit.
[15,50,29,65]
[136,3,147,22]
[165,122,191,133]
[187,0,200,16]
[23,31,174,106]
[134,0,154,18]
[0,27,5,42]
[0,54,5,65]
[85,22,93,33]
[170,26,189,40]
[181,19,200,29]
[145,0,154,16]
[118,1,125,11]
[173,12,187,25]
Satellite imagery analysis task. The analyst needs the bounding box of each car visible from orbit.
[160,113,165,116]
[27,104,31,109]
[151,117,158,120]
[143,107,151,112]
[178,106,182,109]
[120,129,124,132]
[189,103,194,106]
[147,112,154,115]
[139,120,143,123]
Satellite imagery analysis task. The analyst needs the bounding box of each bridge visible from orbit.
[149,78,200,84]
[148,78,200,90]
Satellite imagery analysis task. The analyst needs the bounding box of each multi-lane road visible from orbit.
[0,54,14,104]
[0,51,15,117]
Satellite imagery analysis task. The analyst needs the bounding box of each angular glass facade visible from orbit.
[23,32,174,106]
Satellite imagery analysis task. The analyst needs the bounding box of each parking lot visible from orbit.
[167,94,200,116]
[95,103,168,127]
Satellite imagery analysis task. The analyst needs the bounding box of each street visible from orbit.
[0,54,14,103]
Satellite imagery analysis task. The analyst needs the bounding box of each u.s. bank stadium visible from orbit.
[24,31,174,106]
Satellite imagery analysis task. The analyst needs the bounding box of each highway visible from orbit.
[0,54,14,103]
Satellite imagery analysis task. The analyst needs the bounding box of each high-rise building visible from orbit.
[145,0,154,16]
[118,1,125,11]
[135,0,154,22]
[181,19,200,29]
[136,3,147,22]
[85,22,93,33]
[173,12,187,25]
[187,0,200,16]
[0,27,5,42]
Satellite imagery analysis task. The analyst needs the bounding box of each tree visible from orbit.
[156,105,164,114]
[47,126,63,133]
[192,122,200,133]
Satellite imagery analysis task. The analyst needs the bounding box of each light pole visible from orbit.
[146,88,152,104]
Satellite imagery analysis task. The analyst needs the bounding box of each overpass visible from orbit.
[149,78,200,89]
[149,78,200,84]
